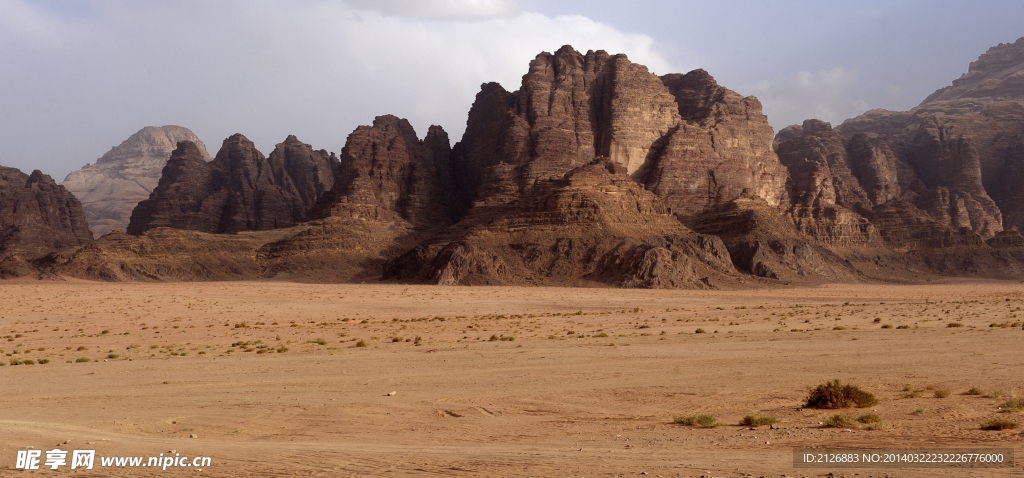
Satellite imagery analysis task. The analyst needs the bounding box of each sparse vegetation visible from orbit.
[980,419,1018,430]
[823,414,855,428]
[999,398,1024,412]
[965,387,984,396]
[805,379,878,409]
[912,408,926,415]
[934,389,951,398]
[739,415,777,427]
[857,413,881,424]
[354,340,367,348]
[674,415,718,428]
[694,328,706,334]
[75,357,91,363]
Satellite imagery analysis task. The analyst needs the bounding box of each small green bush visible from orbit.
[999,398,1024,412]
[739,415,777,427]
[805,379,878,409]
[75,357,91,363]
[857,413,882,424]
[674,415,718,428]
[823,414,855,428]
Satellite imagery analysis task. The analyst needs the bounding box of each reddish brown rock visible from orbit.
[385,159,737,288]
[0,166,93,260]
[128,134,336,235]
[315,115,457,228]
[836,36,1024,235]
[455,47,787,216]
[643,70,789,217]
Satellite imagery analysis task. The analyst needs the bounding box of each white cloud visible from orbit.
[344,0,520,20]
[0,0,674,180]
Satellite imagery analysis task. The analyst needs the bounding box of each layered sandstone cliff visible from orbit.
[62,126,211,237]
[453,47,789,218]
[1,166,93,260]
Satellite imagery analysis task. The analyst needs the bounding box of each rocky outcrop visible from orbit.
[385,159,737,288]
[454,47,788,217]
[61,126,211,237]
[834,36,1024,234]
[642,70,789,217]
[1,166,93,260]
[314,115,456,228]
[127,134,337,235]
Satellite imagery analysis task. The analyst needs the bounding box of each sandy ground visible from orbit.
[1,279,1023,477]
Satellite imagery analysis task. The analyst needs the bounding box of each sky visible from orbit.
[1,0,1022,181]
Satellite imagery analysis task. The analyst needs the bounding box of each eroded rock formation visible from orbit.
[1,166,93,260]
[384,159,737,288]
[128,134,337,235]
[62,126,211,237]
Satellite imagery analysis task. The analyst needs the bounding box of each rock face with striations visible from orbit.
[127,134,337,235]
[314,115,457,228]
[1,166,93,260]
[453,46,789,217]
[832,36,1024,234]
[62,126,211,237]
[384,159,737,288]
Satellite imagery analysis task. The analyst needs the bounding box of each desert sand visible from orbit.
[1,280,1023,477]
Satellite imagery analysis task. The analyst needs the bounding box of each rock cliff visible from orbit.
[314,115,457,228]
[454,47,788,217]
[1,166,93,260]
[834,36,1024,233]
[62,126,211,237]
[127,134,337,235]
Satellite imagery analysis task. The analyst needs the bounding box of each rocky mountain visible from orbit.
[452,46,789,218]
[772,36,1024,255]
[127,134,337,235]
[61,126,211,237]
[38,40,1024,286]
[1,166,93,261]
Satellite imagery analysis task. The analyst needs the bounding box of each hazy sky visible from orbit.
[2,0,1022,181]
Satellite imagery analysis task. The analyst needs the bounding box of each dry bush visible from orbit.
[805,380,878,409]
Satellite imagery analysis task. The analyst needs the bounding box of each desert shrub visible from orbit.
[857,413,882,424]
[694,328,706,334]
[354,340,367,348]
[674,415,718,428]
[934,389,951,398]
[947,322,964,328]
[488,335,499,342]
[805,379,878,409]
[106,353,120,359]
[999,398,1024,412]
[881,324,893,329]
[965,387,984,396]
[75,357,91,363]
[38,359,49,364]
[985,390,1006,399]
[823,414,855,428]
[912,408,926,415]
[896,325,910,329]
[739,415,777,427]
[980,419,1018,430]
